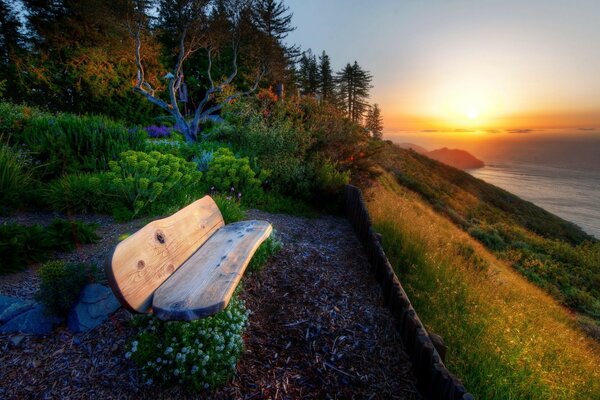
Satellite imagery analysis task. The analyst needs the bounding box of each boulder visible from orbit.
[67,284,120,333]
[0,304,62,335]
[0,295,36,324]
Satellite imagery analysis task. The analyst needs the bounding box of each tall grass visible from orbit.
[367,173,600,399]
[0,144,33,210]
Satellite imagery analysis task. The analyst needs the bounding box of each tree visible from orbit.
[318,50,334,102]
[297,48,318,96]
[365,103,383,139]
[336,61,372,122]
[0,0,24,100]
[19,0,161,122]
[252,0,294,40]
[133,0,266,142]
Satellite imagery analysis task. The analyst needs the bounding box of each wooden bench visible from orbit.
[105,196,272,320]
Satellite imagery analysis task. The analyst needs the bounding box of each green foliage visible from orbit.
[44,173,112,214]
[314,161,350,195]
[107,150,202,218]
[212,194,246,224]
[16,113,146,177]
[243,190,317,217]
[468,225,506,251]
[0,220,99,274]
[0,102,47,140]
[127,295,249,391]
[247,235,282,273]
[204,148,263,194]
[0,143,34,211]
[35,261,100,317]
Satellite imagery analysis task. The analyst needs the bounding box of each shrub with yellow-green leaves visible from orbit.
[204,148,266,195]
[107,150,202,218]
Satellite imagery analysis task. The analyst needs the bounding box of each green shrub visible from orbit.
[17,113,146,177]
[315,161,350,195]
[468,226,506,251]
[127,295,249,391]
[247,235,282,272]
[0,102,46,140]
[0,220,99,274]
[106,150,202,218]
[213,194,246,224]
[204,148,264,194]
[35,261,100,317]
[0,144,34,211]
[44,173,113,214]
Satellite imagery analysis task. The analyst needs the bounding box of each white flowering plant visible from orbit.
[127,295,249,391]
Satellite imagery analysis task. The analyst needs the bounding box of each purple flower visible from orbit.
[145,125,172,138]
[237,192,242,198]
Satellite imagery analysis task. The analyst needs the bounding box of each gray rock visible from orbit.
[10,335,25,346]
[67,284,120,333]
[0,304,62,335]
[0,295,36,324]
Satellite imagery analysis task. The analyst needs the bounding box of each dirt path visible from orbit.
[0,210,419,399]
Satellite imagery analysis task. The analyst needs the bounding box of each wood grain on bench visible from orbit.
[152,220,272,320]
[106,196,225,313]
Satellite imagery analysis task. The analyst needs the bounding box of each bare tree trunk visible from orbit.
[131,25,265,143]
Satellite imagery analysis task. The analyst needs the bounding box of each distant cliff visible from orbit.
[426,147,485,169]
[394,143,485,170]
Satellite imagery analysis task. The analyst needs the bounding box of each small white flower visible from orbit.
[145,378,153,385]
[125,352,132,359]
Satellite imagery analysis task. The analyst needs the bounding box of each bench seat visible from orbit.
[153,220,271,320]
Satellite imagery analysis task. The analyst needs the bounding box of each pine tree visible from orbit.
[297,49,318,95]
[318,50,334,102]
[365,104,384,139]
[252,0,294,40]
[335,61,372,122]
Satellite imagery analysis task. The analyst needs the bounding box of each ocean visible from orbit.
[469,162,600,239]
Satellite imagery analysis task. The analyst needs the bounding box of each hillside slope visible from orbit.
[364,174,600,399]
[357,140,599,320]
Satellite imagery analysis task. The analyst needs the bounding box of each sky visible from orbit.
[284,0,600,133]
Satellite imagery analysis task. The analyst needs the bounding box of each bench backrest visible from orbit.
[105,196,225,313]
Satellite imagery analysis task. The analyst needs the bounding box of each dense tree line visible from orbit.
[0,0,382,134]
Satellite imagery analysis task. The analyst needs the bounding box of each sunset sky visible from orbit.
[285,0,600,132]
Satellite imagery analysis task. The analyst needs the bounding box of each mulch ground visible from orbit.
[0,210,420,399]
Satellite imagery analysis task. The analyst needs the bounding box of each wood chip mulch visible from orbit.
[0,210,420,399]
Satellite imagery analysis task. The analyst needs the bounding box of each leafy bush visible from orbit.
[127,295,249,391]
[468,226,506,251]
[17,113,146,177]
[247,235,282,272]
[44,173,112,214]
[35,261,100,317]
[106,150,202,218]
[212,194,246,224]
[314,161,350,195]
[204,148,263,194]
[0,144,34,211]
[0,220,99,274]
[0,102,47,140]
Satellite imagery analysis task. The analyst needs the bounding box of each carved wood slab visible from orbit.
[152,220,272,320]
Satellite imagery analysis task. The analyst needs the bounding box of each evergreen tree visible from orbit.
[336,61,372,122]
[365,103,384,139]
[318,50,334,102]
[297,49,318,95]
[0,0,24,99]
[252,0,294,40]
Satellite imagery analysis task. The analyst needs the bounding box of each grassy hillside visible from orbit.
[365,173,600,399]
[360,140,600,322]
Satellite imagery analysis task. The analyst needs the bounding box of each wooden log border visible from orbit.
[345,185,474,400]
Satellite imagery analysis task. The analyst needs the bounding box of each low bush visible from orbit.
[0,102,46,140]
[127,295,249,391]
[0,220,99,274]
[247,235,282,273]
[44,173,112,214]
[314,161,350,196]
[17,113,146,177]
[145,125,172,139]
[468,225,506,251]
[106,150,202,219]
[203,148,264,195]
[0,144,34,211]
[212,194,246,224]
[35,261,101,317]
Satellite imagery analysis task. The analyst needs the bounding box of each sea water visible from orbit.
[469,162,600,239]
